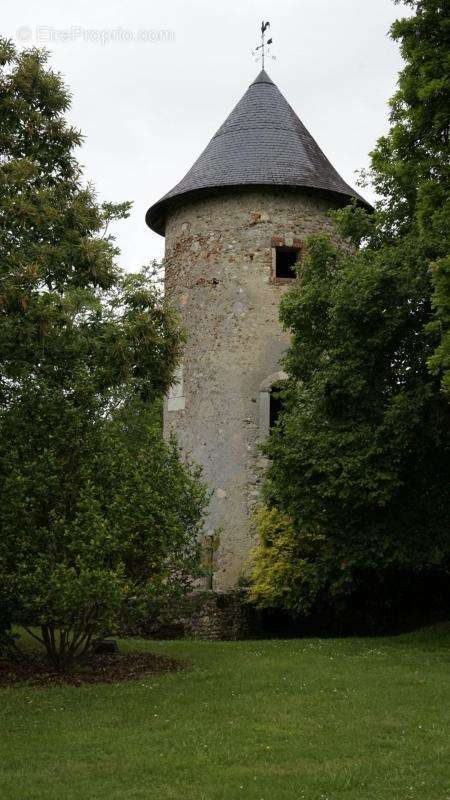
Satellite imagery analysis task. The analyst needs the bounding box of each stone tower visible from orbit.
[146,69,369,590]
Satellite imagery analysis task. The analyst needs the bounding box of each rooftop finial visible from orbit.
[252,20,275,70]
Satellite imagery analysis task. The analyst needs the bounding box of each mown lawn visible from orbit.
[1,627,449,800]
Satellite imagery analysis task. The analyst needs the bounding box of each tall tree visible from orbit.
[249,0,450,617]
[371,0,450,396]
[0,40,207,666]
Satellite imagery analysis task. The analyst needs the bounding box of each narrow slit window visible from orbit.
[275,246,299,279]
[269,384,284,429]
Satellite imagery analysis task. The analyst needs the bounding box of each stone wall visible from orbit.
[164,187,344,590]
[132,591,257,641]
[185,591,255,640]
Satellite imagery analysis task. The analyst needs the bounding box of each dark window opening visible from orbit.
[275,246,299,279]
[269,385,284,429]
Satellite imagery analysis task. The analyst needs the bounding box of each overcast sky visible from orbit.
[4,0,409,270]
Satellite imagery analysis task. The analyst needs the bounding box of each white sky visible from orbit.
[4,0,409,271]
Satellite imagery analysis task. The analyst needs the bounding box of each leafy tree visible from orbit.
[370,0,450,396]
[250,0,450,617]
[0,391,207,666]
[0,40,207,666]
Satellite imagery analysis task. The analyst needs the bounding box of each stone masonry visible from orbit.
[164,187,344,589]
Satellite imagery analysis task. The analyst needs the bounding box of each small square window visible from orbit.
[275,246,299,279]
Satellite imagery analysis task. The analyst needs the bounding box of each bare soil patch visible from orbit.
[0,651,187,687]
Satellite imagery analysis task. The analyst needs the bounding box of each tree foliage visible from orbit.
[250,0,450,616]
[0,40,206,666]
[369,0,450,395]
[0,394,207,666]
[248,508,327,616]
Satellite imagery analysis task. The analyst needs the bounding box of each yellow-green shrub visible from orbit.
[248,507,328,615]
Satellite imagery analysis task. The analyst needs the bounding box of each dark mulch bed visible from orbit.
[0,651,188,688]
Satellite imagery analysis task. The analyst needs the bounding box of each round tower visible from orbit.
[146,69,369,590]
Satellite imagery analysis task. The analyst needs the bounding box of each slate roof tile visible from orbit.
[146,69,370,235]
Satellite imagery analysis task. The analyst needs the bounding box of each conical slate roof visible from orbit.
[146,69,370,235]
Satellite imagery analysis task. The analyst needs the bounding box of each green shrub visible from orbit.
[248,507,330,616]
[0,397,207,667]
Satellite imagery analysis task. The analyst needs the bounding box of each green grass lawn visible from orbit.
[1,627,449,800]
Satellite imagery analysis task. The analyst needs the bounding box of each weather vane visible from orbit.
[252,21,276,69]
